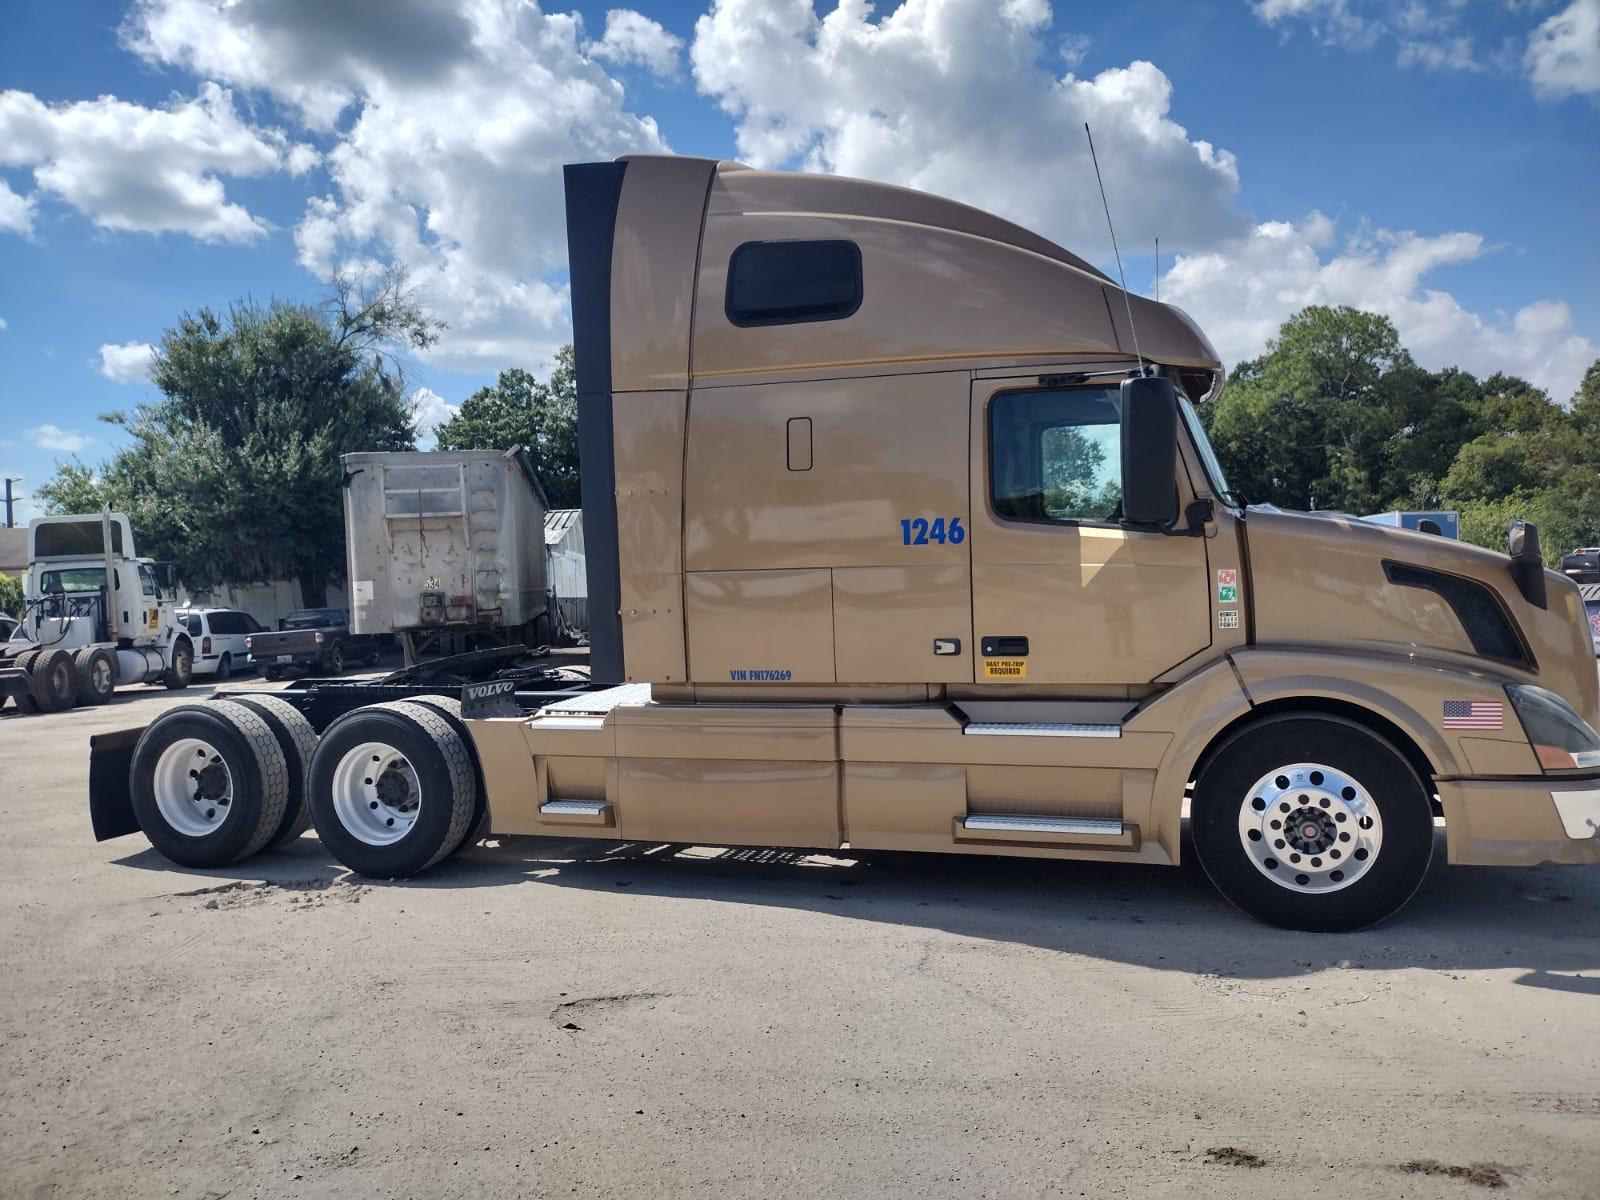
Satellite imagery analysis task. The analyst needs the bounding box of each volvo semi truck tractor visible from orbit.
[88,156,1600,930]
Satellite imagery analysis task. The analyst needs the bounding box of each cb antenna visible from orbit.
[1084,122,1145,374]
[1155,236,1160,302]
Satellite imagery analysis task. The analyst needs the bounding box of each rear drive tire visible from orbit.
[13,649,42,713]
[400,695,489,851]
[130,702,289,868]
[1191,715,1434,932]
[74,647,116,705]
[163,637,193,690]
[308,701,475,878]
[30,648,77,712]
[229,694,319,850]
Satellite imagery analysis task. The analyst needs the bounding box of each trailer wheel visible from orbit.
[130,703,289,867]
[229,694,318,850]
[1191,714,1433,932]
[75,647,116,706]
[163,637,193,690]
[308,701,475,878]
[400,695,489,850]
[30,648,77,712]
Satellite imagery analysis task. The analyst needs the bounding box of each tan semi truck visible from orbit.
[90,155,1600,931]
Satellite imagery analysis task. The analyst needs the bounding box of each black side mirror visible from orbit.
[1120,375,1180,527]
[1508,520,1547,609]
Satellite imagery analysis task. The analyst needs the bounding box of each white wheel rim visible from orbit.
[331,740,422,846]
[1237,762,1384,894]
[152,738,234,837]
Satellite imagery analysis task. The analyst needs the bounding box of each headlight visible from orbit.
[1506,684,1600,770]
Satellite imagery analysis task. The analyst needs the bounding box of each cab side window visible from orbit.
[990,386,1123,525]
[138,564,160,597]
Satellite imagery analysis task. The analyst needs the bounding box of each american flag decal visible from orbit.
[1443,700,1503,730]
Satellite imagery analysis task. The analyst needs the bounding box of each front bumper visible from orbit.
[1440,775,1600,865]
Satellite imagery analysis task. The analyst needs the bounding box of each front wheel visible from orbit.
[163,638,193,690]
[1191,715,1434,932]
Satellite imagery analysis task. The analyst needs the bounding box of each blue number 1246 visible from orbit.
[900,516,965,546]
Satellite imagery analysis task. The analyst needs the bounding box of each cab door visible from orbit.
[968,375,1212,686]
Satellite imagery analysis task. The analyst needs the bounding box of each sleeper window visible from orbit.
[990,387,1124,525]
[725,240,862,327]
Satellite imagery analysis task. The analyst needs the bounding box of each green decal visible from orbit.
[1217,584,1238,603]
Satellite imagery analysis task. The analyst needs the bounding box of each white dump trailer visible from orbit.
[342,448,550,664]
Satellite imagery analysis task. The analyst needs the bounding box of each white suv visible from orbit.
[181,607,268,680]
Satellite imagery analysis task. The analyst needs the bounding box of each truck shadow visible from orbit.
[113,826,1600,983]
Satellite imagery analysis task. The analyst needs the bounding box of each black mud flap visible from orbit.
[89,726,145,841]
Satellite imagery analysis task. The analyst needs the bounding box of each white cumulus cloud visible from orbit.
[98,341,156,383]
[29,425,93,453]
[690,0,1245,257]
[1525,0,1600,99]
[0,83,292,242]
[126,0,670,370]
[409,386,458,449]
[0,179,35,235]
[1161,216,1597,400]
[590,9,684,78]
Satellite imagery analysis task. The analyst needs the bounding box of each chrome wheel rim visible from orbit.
[331,741,421,846]
[1237,762,1383,894]
[152,738,233,837]
[92,656,113,694]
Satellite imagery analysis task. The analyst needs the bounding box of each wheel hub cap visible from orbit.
[1237,762,1383,894]
[151,738,233,837]
[331,741,422,846]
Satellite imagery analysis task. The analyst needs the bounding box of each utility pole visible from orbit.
[3,477,20,528]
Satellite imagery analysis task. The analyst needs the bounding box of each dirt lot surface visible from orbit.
[3,680,1599,1199]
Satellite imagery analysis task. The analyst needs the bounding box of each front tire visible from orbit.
[1191,715,1434,932]
[130,703,289,867]
[163,637,193,690]
[308,702,476,878]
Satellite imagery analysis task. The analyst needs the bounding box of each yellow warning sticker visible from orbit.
[982,658,1028,681]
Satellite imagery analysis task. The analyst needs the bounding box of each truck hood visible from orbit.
[1243,505,1600,727]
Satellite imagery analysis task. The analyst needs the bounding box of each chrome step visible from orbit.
[959,814,1125,837]
[539,799,612,825]
[962,721,1120,738]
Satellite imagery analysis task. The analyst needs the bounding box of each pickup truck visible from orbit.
[246,608,379,679]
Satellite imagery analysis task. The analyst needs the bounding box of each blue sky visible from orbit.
[1,0,1597,522]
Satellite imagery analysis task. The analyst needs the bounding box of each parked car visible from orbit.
[1582,584,1600,657]
[246,608,379,679]
[1563,547,1600,584]
[180,607,266,680]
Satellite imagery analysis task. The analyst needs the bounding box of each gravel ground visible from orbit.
[2,678,1599,1199]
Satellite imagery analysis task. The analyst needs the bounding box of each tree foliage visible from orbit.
[433,345,580,508]
[37,267,439,604]
[0,572,22,617]
[1201,305,1600,565]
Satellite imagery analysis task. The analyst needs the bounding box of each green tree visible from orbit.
[1201,306,1423,512]
[0,572,23,617]
[39,267,439,604]
[434,345,580,508]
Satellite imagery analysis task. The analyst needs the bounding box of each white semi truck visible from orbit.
[0,511,194,713]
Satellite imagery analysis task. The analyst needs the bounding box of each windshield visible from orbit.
[1178,396,1238,508]
[38,567,107,594]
